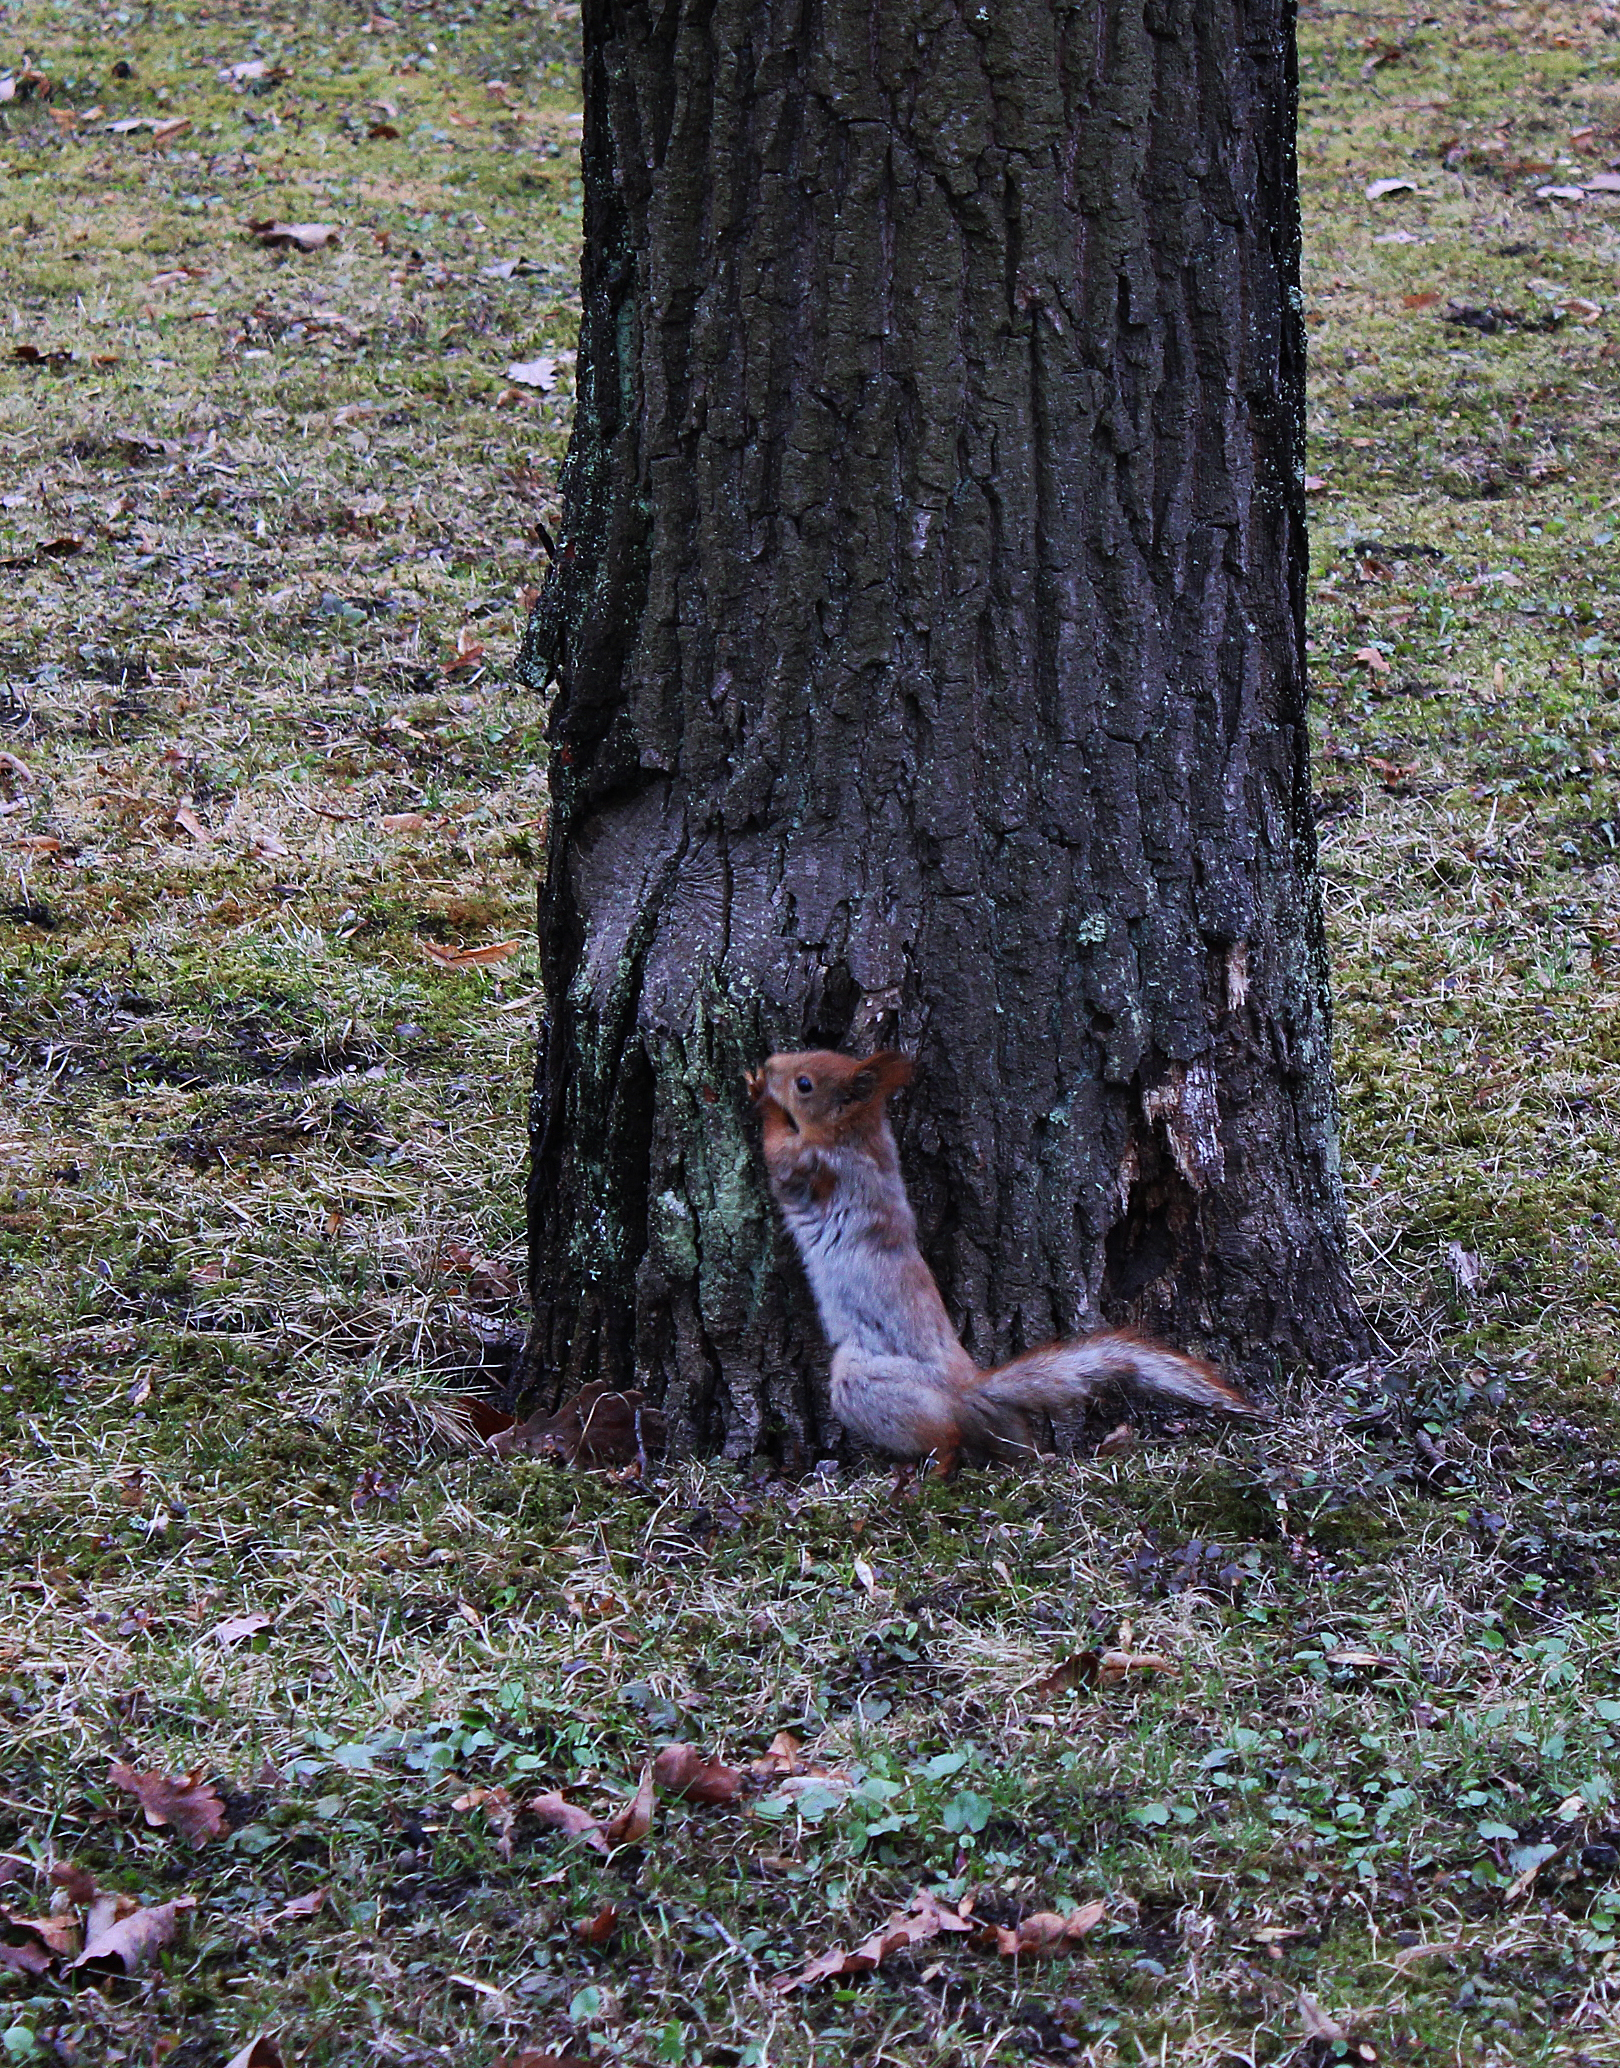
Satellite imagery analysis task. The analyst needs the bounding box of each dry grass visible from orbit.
[2,0,1620,2063]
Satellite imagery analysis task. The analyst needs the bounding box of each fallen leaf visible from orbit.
[421,938,522,968]
[1303,474,1329,493]
[1585,172,1620,193]
[470,1255,522,1299]
[109,1762,228,1847]
[1445,1242,1484,1292]
[1324,1649,1399,1669]
[752,1730,807,1776]
[528,1791,608,1854]
[494,1382,667,1466]
[505,356,558,390]
[1352,646,1392,675]
[368,120,400,139]
[0,1942,50,1978]
[1402,291,1441,309]
[1095,1421,1136,1457]
[263,1888,325,1928]
[12,835,61,854]
[1095,1649,1173,1688]
[246,220,340,253]
[653,1742,745,1806]
[1298,1992,1349,2044]
[379,811,433,832]
[72,1892,195,1973]
[575,1902,619,1945]
[1,1906,79,1957]
[446,626,487,671]
[603,1764,655,1848]
[774,1886,974,1991]
[853,1556,879,1596]
[48,1861,99,1906]
[224,2038,286,2068]
[990,1899,1106,1957]
[451,1396,518,1440]
[172,806,208,842]
[1537,184,1587,202]
[1365,177,1416,200]
[1036,1653,1098,1697]
[209,1611,273,1649]
[153,116,192,144]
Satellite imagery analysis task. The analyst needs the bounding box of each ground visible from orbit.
[1,0,1619,2062]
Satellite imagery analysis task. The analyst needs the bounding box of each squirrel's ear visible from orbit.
[843,1050,914,1105]
[867,1050,915,1094]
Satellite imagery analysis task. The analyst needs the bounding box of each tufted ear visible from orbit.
[842,1050,915,1106]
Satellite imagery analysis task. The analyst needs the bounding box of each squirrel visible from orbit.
[746,1048,1264,1477]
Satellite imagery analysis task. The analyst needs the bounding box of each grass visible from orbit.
[2,0,1620,2062]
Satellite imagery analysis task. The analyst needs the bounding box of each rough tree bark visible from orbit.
[515,0,1365,1459]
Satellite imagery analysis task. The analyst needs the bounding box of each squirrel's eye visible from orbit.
[795,1074,814,1095]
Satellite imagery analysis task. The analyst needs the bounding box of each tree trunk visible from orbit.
[516,0,1365,1460]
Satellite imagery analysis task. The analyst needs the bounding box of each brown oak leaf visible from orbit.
[989,1900,1107,1957]
[109,1761,228,1846]
[528,1791,608,1854]
[652,1743,744,1806]
[602,1763,655,1849]
[773,1886,973,1991]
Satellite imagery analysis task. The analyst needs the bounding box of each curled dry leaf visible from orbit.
[494,1382,667,1467]
[652,1742,744,1807]
[379,811,432,832]
[2,1906,80,1957]
[1096,1648,1174,1688]
[224,2038,287,2068]
[0,1941,50,1978]
[989,1899,1106,1957]
[774,1886,973,1991]
[528,1791,608,1854]
[603,1764,655,1849]
[575,1902,619,1946]
[109,1761,228,1847]
[1365,177,1416,199]
[246,220,340,252]
[73,1891,196,1973]
[172,806,208,842]
[1298,1991,1349,2044]
[1095,1421,1136,1457]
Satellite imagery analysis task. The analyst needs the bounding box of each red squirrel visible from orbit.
[746,1048,1263,1476]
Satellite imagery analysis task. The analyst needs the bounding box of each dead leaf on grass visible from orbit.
[527,1791,608,1854]
[263,1888,325,1929]
[172,806,208,843]
[575,1902,619,1945]
[12,836,61,854]
[224,2037,287,2068]
[420,938,522,968]
[1445,1242,1484,1292]
[1,1907,79,1957]
[208,1611,273,1649]
[602,1764,655,1849]
[0,1941,50,1978]
[989,1899,1106,1957]
[505,356,557,390]
[72,1891,196,1973]
[1352,646,1392,675]
[48,1861,99,1905]
[380,811,433,832]
[446,626,487,671]
[652,1742,745,1806]
[451,1784,517,1860]
[109,1761,227,1847]
[773,1885,974,1991]
[1402,291,1441,309]
[1365,177,1416,199]
[246,220,340,253]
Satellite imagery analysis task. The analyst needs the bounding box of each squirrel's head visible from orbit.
[746,1049,913,1133]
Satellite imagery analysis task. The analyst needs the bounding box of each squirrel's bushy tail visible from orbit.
[959,1331,1263,1458]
